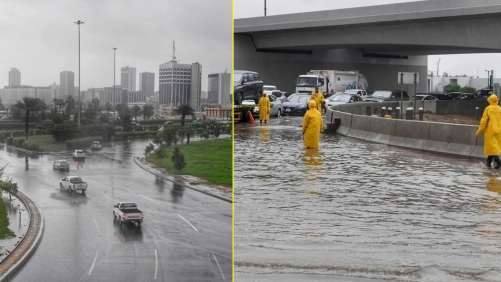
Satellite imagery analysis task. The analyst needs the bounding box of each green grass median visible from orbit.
[15,135,66,152]
[147,138,232,187]
[0,197,15,239]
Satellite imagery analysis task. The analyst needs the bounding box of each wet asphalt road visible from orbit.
[234,116,501,282]
[0,139,231,282]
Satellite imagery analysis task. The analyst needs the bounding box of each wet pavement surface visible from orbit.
[234,116,501,282]
[0,138,231,282]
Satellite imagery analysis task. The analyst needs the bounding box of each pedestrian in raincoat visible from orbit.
[258,92,271,123]
[476,94,501,169]
[310,87,325,113]
[302,100,323,149]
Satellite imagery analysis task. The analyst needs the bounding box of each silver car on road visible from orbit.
[53,160,70,171]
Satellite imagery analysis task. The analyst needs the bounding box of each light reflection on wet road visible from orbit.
[234,116,501,282]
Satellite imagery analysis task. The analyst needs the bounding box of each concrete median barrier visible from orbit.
[347,114,371,139]
[365,117,396,144]
[335,111,353,136]
[424,122,477,157]
[390,119,430,150]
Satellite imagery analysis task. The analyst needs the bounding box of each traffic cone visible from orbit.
[248,110,255,124]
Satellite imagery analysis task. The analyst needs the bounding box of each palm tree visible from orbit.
[14,97,43,139]
[132,105,141,121]
[65,95,75,120]
[105,102,112,119]
[174,104,195,127]
[143,105,154,120]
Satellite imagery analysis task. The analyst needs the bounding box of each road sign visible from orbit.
[398,72,419,85]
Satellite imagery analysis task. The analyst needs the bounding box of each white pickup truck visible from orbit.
[113,202,144,226]
[60,176,87,194]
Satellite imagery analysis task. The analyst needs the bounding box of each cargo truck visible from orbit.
[295,70,368,97]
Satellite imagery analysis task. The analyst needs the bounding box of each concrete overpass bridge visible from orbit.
[234,0,501,94]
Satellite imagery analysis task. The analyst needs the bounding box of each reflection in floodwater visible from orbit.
[235,117,501,281]
[74,160,84,170]
[258,123,270,143]
[114,221,143,243]
[24,155,28,171]
[171,183,184,202]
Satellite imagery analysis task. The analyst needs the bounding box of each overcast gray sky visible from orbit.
[235,0,501,79]
[0,0,231,91]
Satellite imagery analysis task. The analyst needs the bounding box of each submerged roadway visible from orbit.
[235,116,501,282]
[0,139,231,282]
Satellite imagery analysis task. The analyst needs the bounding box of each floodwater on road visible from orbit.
[234,116,501,282]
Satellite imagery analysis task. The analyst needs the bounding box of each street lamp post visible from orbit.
[75,20,84,130]
[264,0,267,16]
[486,70,491,89]
[114,48,116,118]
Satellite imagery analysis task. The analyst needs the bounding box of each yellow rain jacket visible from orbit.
[310,91,325,112]
[476,94,501,156]
[302,100,323,149]
[258,93,271,121]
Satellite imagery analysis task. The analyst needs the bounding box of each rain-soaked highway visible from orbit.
[234,116,501,282]
[0,139,231,282]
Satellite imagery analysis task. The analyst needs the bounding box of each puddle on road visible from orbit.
[234,117,501,281]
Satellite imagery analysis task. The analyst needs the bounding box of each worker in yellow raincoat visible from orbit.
[302,100,323,149]
[310,87,325,113]
[258,92,271,123]
[476,94,501,169]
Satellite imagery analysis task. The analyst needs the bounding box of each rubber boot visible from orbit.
[494,156,501,169]
[487,156,494,169]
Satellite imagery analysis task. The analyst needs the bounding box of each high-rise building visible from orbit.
[8,68,21,87]
[159,41,202,110]
[139,72,155,95]
[60,71,75,99]
[121,66,136,91]
[208,72,231,106]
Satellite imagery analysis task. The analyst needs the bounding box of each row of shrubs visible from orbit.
[113,131,157,141]
[65,136,104,150]
[4,137,42,152]
[0,122,53,130]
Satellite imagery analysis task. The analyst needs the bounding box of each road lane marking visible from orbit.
[138,194,160,205]
[154,249,158,280]
[213,254,225,280]
[92,218,100,233]
[102,194,114,202]
[88,250,99,275]
[177,214,198,231]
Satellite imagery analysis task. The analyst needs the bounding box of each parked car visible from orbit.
[344,89,369,98]
[409,94,439,101]
[253,94,284,117]
[282,94,311,116]
[53,160,70,171]
[72,150,85,160]
[418,92,453,100]
[364,90,409,102]
[113,202,144,226]
[234,70,264,105]
[326,94,364,107]
[263,85,278,93]
[474,88,494,99]
[90,141,102,150]
[60,176,87,194]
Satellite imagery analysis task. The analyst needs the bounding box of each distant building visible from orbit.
[208,72,231,106]
[158,42,202,111]
[139,72,155,95]
[91,87,148,106]
[8,68,21,87]
[60,71,75,99]
[121,66,136,91]
[0,86,53,106]
[427,75,501,93]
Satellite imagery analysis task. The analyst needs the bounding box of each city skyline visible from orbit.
[0,0,231,92]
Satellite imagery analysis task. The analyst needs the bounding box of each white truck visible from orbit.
[113,202,144,226]
[295,70,368,97]
[60,176,87,194]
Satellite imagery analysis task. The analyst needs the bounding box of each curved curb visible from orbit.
[133,157,232,203]
[0,192,44,282]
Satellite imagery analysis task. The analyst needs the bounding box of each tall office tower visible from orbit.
[8,68,21,86]
[121,66,137,91]
[60,71,75,98]
[208,72,231,105]
[159,41,202,109]
[139,72,155,95]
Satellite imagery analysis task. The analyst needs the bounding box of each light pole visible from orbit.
[114,47,116,118]
[486,70,490,89]
[75,20,84,130]
[264,0,267,16]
